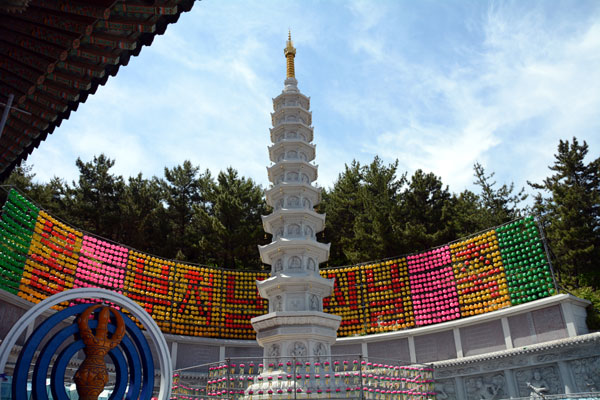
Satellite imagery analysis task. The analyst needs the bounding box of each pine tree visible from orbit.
[320,161,364,266]
[67,155,125,240]
[160,161,212,260]
[194,167,267,269]
[473,162,527,226]
[399,169,453,251]
[529,138,600,288]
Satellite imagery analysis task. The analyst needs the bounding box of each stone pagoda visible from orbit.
[251,32,341,371]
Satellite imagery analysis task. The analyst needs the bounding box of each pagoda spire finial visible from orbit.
[284,30,296,79]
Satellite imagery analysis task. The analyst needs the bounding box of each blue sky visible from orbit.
[27,0,600,197]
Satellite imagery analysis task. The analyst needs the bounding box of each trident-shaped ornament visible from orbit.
[74,304,126,400]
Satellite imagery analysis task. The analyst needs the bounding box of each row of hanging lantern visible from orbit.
[187,361,435,400]
[0,188,557,340]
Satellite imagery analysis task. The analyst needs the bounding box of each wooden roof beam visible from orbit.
[72,44,120,65]
[0,16,81,50]
[17,100,58,123]
[38,80,81,102]
[112,1,179,16]
[96,16,157,34]
[47,70,92,91]
[2,126,35,148]
[10,104,49,131]
[19,7,95,36]
[85,32,137,50]
[0,29,68,61]
[0,40,55,74]
[34,0,112,20]
[58,59,105,78]
[0,137,26,159]
[28,90,69,113]
[0,69,36,97]
[5,112,32,133]
[0,129,36,162]
[0,82,27,105]
[0,58,45,86]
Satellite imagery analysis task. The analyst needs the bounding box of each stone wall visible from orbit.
[433,333,600,399]
[1,290,594,397]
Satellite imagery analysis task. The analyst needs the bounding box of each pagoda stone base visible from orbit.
[252,311,341,363]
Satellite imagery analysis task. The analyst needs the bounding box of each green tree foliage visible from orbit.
[320,161,364,265]
[160,161,212,260]
[4,136,595,284]
[321,157,405,265]
[473,162,528,226]
[118,174,165,253]
[399,169,453,251]
[67,155,125,240]
[529,138,600,288]
[194,167,268,269]
[1,155,268,269]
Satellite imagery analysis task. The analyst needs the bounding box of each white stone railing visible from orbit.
[172,356,435,400]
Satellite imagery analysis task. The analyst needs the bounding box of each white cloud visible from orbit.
[24,0,600,200]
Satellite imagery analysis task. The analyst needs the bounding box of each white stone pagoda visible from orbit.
[250,32,341,372]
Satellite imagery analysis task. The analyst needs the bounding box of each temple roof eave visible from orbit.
[267,140,316,162]
[264,183,322,206]
[266,161,318,182]
[269,123,314,143]
[258,239,330,265]
[261,209,326,233]
[272,91,311,107]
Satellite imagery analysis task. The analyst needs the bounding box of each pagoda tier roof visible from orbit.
[267,160,318,183]
[269,122,313,143]
[270,105,312,126]
[268,139,316,162]
[261,208,326,234]
[258,238,330,265]
[0,0,196,180]
[272,91,310,109]
[264,182,322,207]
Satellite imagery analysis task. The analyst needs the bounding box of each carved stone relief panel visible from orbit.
[287,294,304,311]
[288,224,301,237]
[287,132,297,139]
[568,356,600,392]
[302,198,311,209]
[288,256,302,269]
[304,225,313,238]
[275,133,284,143]
[307,258,316,271]
[272,295,283,311]
[313,342,327,363]
[274,227,284,240]
[273,259,283,273]
[287,150,298,159]
[269,343,280,358]
[301,173,309,183]
[434,379,457,400]
[309,294,320,311]
[276,198,284,210]
[277,152,284,162]
[515,366,561,398]
[464,373,506,400]
[299,132,306,141]
[287,172,299,182]
[481,356,529,372]
[288,196,300,208]
[299,152,307,161]
[290,341,307,357]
